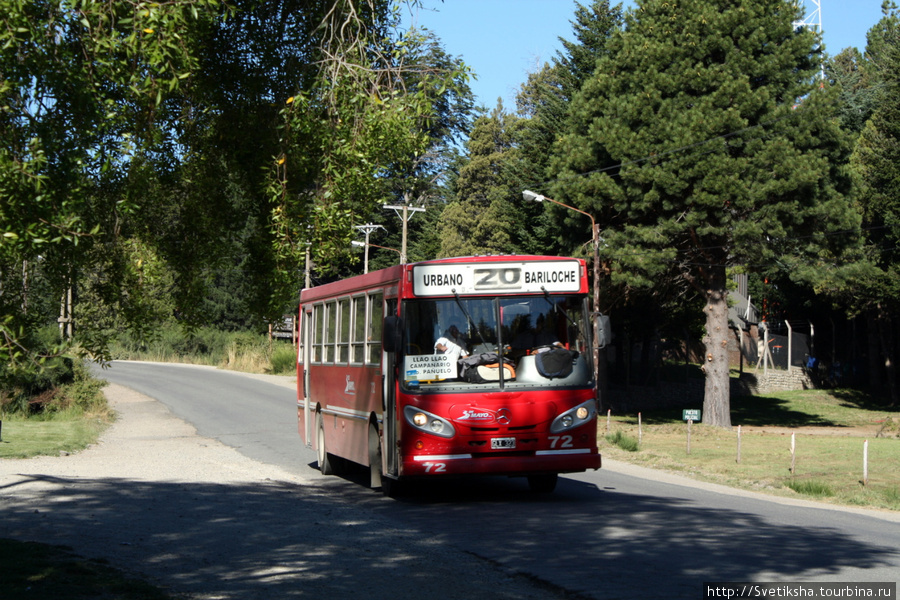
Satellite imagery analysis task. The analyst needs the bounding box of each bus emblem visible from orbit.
[459,409,494,421]
[344,375,356,395]
[454,407,511,425]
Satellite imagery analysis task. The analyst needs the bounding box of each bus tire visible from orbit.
[381,476,402,498]
[527,473,558,493]
[368,421,382,489]
[317,413,334,475]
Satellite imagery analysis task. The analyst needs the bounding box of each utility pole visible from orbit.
[354,223,385,274]
[383,203,425,264]
[58,281,73,340]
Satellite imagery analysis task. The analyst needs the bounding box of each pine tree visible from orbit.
[438,103,521,258]
[553,0,858,427]
[849,20,900,405]
[513,1,623,256]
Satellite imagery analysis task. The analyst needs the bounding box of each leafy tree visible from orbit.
[553,0,858,427]
[2,0,468,395]
[1,0,223,379]
[269,2,469,291]
[142,0,332,330]
[374,27,474,267]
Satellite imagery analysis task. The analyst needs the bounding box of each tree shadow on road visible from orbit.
[0,471,896,600]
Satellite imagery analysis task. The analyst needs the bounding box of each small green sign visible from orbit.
[682,409,701,422]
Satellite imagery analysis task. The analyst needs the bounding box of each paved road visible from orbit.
[95,361,900,598]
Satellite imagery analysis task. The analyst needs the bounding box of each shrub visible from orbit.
[0,327,76,417]
[270,343,297,375]
[785,479,834,497]
[606,430,640,452]
[52,361,110,418]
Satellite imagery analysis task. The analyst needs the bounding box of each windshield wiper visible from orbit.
[452,290,490,350]
[539,286,585,343]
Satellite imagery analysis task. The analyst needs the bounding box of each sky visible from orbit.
[404,0,889,110]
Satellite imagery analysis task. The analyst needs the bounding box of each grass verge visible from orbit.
[599,389,900,511]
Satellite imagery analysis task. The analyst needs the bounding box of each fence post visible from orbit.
[686,419,692,455]
[786,320,793,374]
[790,432,796,475]
[638,412,642,446]
[863,439,869,486]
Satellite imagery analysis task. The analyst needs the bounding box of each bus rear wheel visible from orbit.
[317,413,335,475]
[527,473,558,493]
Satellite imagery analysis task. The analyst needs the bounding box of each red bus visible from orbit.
[297,255,602,495]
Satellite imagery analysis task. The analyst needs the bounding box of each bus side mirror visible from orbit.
[596,314,612,349]
[383,316,403,353]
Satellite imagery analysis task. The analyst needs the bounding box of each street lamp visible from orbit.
[523,190,603,406]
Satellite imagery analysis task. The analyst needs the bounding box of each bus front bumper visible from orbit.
[400,448,601,478]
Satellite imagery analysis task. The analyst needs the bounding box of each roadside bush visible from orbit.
[110,323,297,375]
[270,343,297,375]
[785,479,834,497]
[49,361,110,419]
[606,430,640,452]
[0,327,76,417]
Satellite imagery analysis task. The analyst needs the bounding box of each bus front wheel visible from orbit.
[317,413,335,475]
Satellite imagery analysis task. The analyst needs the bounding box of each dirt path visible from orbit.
[0,383,562,599]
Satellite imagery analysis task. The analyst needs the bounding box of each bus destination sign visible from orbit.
[412,261,582,296]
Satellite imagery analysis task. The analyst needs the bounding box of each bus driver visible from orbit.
[434,324,469,363]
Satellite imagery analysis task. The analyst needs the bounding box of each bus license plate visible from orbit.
[491,437,516,449]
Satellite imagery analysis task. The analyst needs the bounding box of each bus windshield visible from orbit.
[401,295,593,391]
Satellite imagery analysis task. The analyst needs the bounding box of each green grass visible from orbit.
[0,416,110,459]
[0,538,174,600]
[601,388,900,511]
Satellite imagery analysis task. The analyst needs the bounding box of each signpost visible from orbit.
[682,410,701,455]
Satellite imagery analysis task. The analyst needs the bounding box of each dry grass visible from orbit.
[599,389,900,511]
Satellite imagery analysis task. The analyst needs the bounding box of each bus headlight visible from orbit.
[550,400,597,433]
[404,406,455,438]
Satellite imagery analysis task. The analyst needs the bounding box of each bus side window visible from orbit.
[312,303,323,363]
[368,293,383,364]
[352,295,366,364]
[338,298,350,363]
[324,301,335,363]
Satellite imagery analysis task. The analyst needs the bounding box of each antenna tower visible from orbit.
[793,0,825,80]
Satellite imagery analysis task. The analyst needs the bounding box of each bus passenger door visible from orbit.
[302,306,312,447]
[383,300,400,476]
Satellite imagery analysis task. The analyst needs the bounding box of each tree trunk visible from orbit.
[702,266,732,428]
